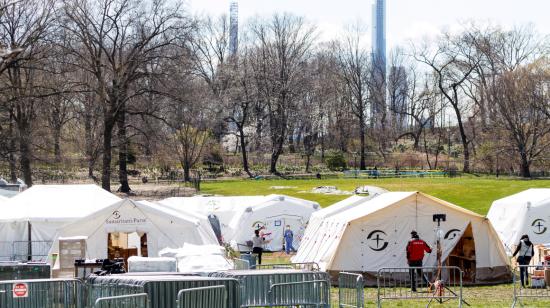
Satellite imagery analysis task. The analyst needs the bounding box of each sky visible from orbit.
[187,0,550,49]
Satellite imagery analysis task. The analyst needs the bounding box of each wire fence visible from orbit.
[376,266,464,308]
[11,241,53,262]
[338,272,364,308]
[512,265,550,308]
[177,285,227,308]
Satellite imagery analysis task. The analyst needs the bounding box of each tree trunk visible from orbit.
[117,105,131,193]
[53,127,61,163]
[84,111,95,177]
[448,87,471,173]
[101,114,115,192]
[8,118,17,183]
[183,162,191,182]
[519,149,531,178]
[305,155,311,173]
[359,116,366,170]
[18,121,33,186]
[238,125,253,178]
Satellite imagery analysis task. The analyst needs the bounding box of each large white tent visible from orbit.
[293,191,510,284]
[294,194,381,263]
[49,199,219,260]
[487,188,550,254]
[0,184,121,243]
[159,194,320,251]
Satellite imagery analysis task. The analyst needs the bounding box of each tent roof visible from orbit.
[330,191,484,223]
[60,199,203,230]
[0,184,121,221]
[160,194,318,213]
[492,188,550,208]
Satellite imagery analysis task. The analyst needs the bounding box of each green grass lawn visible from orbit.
[201,176,550,214]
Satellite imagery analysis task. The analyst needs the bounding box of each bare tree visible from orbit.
[0,0,55,186]
[492,60,550,177]
[332,24,370,170]
[248,14,316,174]
[414,34,478,173]
[62,0,187,192]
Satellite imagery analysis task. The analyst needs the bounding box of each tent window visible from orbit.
[446,224,476,283]
[108,232,148,261]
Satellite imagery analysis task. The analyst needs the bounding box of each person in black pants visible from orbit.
[513,234,534,287]
[406,231,432,292]
[252,229,269,264]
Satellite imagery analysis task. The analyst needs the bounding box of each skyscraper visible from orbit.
[229,1,239,57]
[372,0,386,71]
[371,0,387,128]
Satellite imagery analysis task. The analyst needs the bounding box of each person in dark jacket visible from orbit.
[512,234,534,287]
[406,230,432,291]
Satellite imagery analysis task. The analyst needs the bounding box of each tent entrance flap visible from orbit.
[108,232,148,263]
[446,223,476,283]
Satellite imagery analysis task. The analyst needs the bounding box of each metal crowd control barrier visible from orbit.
[338,272,364,308]
[12,241,53,261]
[94,293,149,308]
[512,265,550,308]
[0,278,85,307]
[209,269,329,307]
[252,262,320,271]
[268,280,330,307]
[376,266,464,308]
[177,285,227,308]
[233,258,250,270]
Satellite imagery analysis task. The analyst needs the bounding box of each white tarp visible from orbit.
[49,199,219,260]
[159,244,232,272]
[159,194,320,251]
[0,184,120,243]
[487,188,550,254]
[293,191,510,283]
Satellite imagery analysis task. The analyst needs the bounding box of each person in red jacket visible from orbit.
[406,230,432,291]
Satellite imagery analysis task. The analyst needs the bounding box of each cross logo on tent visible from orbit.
[444,229,461,240]
[367,230,388,251]
[532,219,547,235]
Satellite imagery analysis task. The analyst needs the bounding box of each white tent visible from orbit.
[294,194,382,263]
[159,194,320,251]
[293,191,510,284]
[50,199,219,260]
[0,184,121,243]
[487,188,550,254]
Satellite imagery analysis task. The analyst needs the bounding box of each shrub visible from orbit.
[325,150,347,171]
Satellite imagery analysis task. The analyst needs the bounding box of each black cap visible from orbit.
[411,230,419,238]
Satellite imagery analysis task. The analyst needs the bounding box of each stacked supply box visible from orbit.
[53,237,86,278]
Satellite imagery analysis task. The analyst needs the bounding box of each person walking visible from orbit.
[284,225,295,254]
[512,234,534,287]
[406,230,432,292]
[252,229,269,264]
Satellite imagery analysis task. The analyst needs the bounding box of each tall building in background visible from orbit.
[229,0,239,56]
[388,66,409,131]
[371,0,387,128]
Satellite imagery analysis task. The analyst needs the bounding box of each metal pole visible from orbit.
[27,221,32,261]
